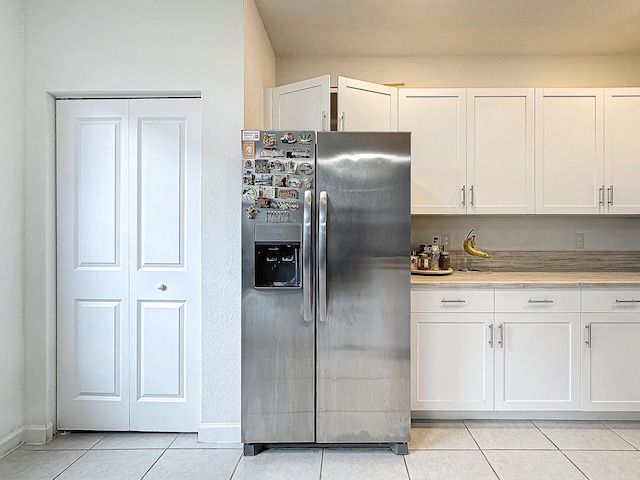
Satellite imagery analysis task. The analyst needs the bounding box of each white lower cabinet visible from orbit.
[411,289,494,410]
[494,289,581,411]
[412,287,581,412]
[581,289,640,411]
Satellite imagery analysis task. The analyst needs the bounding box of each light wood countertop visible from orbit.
[411,271,640,289]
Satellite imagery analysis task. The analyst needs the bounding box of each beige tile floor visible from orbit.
[1,420,640,479]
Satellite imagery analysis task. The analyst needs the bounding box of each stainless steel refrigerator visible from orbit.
[241,131,410,455]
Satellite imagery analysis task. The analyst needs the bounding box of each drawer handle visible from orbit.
[441,299,466,304]
[615,299,640,303]
[528,299,554,304]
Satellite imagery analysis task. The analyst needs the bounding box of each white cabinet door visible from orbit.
[57,98,201,432]
[582,316,640,411]
[271,75,331,131]
[412,312,494,411]
[604,88,640,214]
[467,89,534,214]
[494,313,581,411]
[337,76,398,131]
[535,89,604,214]
[582,289,640,411]
[399,89,466,214]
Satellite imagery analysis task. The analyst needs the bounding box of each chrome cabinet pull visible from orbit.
[318,191,328,323]
[461,185,466,206]
[440,299,466,304]
[321,110,328,131]
[599,185,605,206]
[528,299,554,304]
[488,324,494,348]
[470,185,474,206]
[608,185,614,206]
[615,299,640,303]
[585,324,591,348]
[498,324,504,348]
[303,190,313,323]
[339,112,345,131]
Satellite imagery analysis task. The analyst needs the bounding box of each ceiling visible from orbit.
[254,0,640,57]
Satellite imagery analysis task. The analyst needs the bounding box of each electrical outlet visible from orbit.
[442,233,450,250]
[575,232,585,249]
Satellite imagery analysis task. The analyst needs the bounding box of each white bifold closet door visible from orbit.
[56,98,201,431]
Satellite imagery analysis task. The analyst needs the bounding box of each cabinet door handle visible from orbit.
[598,185,605,206]
[585,324,591,348]
[488,324,494,348]
[498,324,504,348]
[440,299,466,304]
[528,299,554,304]
[607,185,614,206]
[469,185,474,206]
[461,185,466,206]
[615,299,640,303]
[339,112,345,131]
[321,110,328,131]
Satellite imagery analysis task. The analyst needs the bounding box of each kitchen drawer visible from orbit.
[581,288,640,312]
[495,289,579,312]
[411,289,494,313]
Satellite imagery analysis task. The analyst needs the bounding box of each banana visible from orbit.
[463,236,490,258]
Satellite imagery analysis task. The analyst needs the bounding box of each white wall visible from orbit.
[276,54,640,88]
[244,0,276,129]
[0,0,26,456]
[23,0,244,442]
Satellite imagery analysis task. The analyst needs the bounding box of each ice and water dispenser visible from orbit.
[254,223,301,288]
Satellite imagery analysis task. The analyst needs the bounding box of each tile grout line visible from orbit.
[600,419,640,451]
[227,448,244,480]
[462,419,502,480]
[531,420,590,480]
[403,449,412,480]
[51,449,92,480]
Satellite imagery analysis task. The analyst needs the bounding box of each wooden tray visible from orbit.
[411,268,454,276]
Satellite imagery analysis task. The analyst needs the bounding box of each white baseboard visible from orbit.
[24,423,53,445]
[0,426,25,459]
[198,423,241,448]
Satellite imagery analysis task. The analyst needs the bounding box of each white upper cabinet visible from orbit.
[399,89,466,214]
[535,89,604,214]
[604,88,640,214]
[337,76,398,132]
[272,75,331,131]
[400,88,533,214]
[467,89,534,214]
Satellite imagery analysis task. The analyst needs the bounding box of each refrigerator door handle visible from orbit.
[303,190,313,323]
[318,191,328,323]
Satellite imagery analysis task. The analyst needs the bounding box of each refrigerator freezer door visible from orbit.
[315,132,411,444]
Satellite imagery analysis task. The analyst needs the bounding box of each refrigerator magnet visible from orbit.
[287,160,297,173]
[260,186,276,198]
[255,174,273,186]
[242,141,255,159]
[242,171,255,185]
[273,174,288,187]
[286,147,311,159]
[287,177,301,188]
[255,196,270,208]
[262,132,277,149]
[244,159,252,169]
[298,132,313,144]
[243,205,258,219]
[242,186,257,201]
[298,162,314,174]
[278,188,298,199]
[270,160,285,172]
[300,175,314,189]
[280,132,297,144]
[254,159,270,173]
